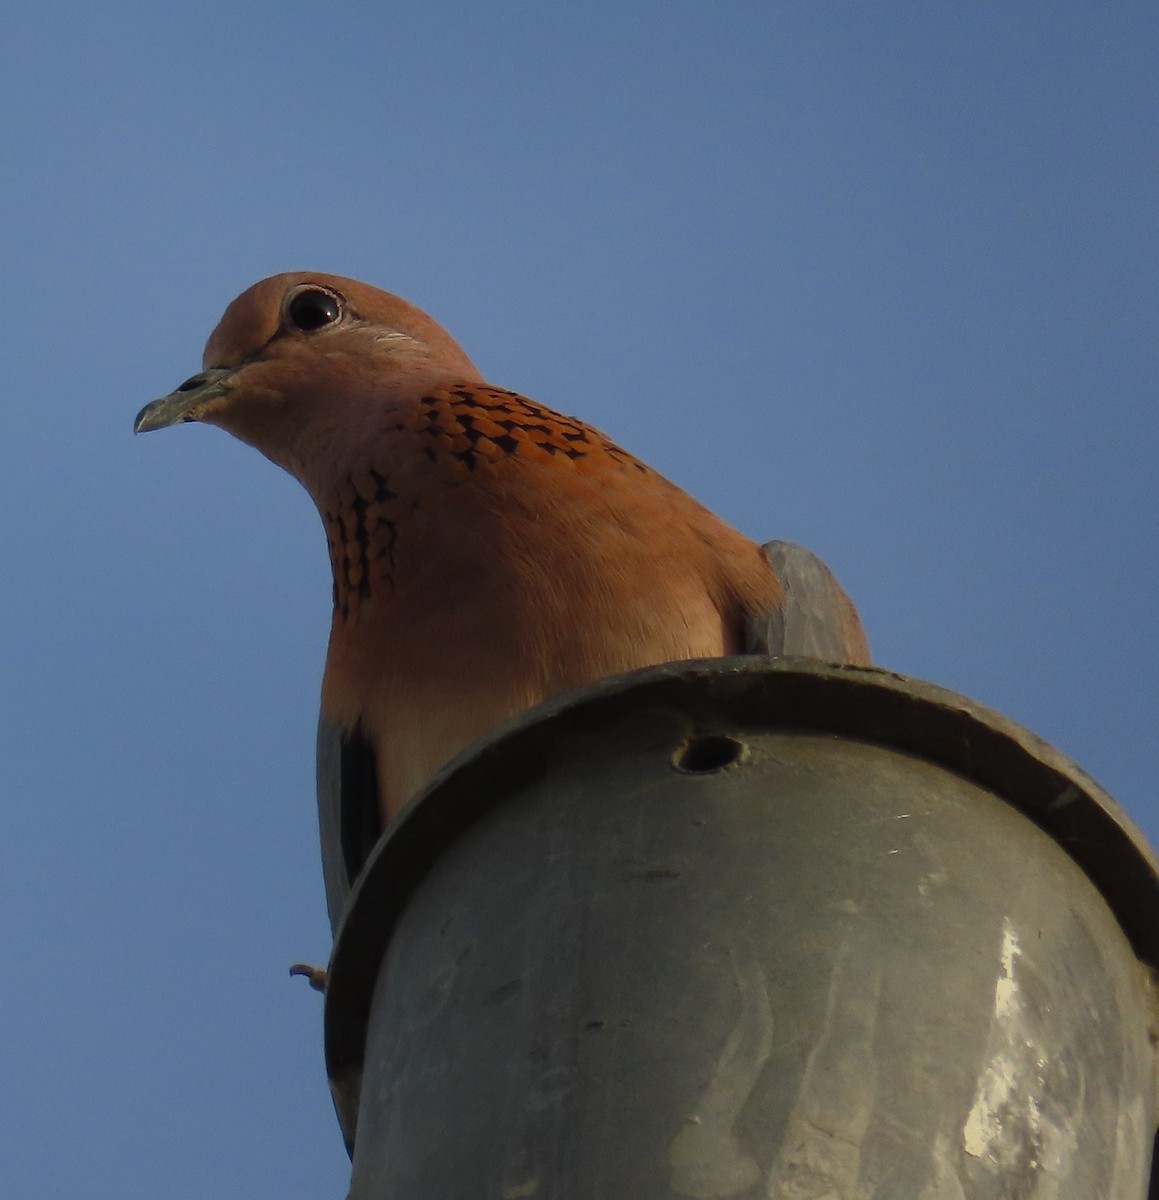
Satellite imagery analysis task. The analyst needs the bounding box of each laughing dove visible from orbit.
[136,273,869,927]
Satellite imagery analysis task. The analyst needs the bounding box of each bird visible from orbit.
[135,272,869,932]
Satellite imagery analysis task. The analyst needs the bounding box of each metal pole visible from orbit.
[324,659,1159,1198]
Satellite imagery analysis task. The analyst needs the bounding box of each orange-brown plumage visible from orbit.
[314,378,787,818]
[136,272,868,914]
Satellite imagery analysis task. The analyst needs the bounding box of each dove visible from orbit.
[136,272,869,926]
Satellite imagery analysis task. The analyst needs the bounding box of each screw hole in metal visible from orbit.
[672,735,747,775]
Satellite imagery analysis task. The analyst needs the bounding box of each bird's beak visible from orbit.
[133,367,238,433]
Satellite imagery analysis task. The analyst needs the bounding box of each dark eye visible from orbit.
[288,288,342,332]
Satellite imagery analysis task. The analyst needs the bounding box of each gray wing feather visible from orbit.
[746,540,871,665]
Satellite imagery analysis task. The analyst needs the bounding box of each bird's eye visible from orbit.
[287,288,343,332]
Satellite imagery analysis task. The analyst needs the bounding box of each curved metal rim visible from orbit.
[323,658,1159,1126]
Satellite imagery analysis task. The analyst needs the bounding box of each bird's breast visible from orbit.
[313,382,775,819]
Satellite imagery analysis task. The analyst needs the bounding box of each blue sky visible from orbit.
[2,3,1155,1195]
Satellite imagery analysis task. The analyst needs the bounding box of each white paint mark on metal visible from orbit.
[994,924,1020,1018]
[960,916,1083,1195]
[962,1054,1018,1159]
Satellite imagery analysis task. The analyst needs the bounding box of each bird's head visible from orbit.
[134,272,482,481]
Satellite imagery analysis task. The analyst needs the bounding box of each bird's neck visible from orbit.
[316,461,405,624]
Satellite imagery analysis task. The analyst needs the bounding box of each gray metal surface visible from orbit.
[325,659,1159,1198]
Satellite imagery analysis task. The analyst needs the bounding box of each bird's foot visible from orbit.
[289,962,328,993]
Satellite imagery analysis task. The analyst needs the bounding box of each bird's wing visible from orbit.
[745,540,871,665]
[316,716,382,932]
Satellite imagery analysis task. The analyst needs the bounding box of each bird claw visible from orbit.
[289,962,328,993]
